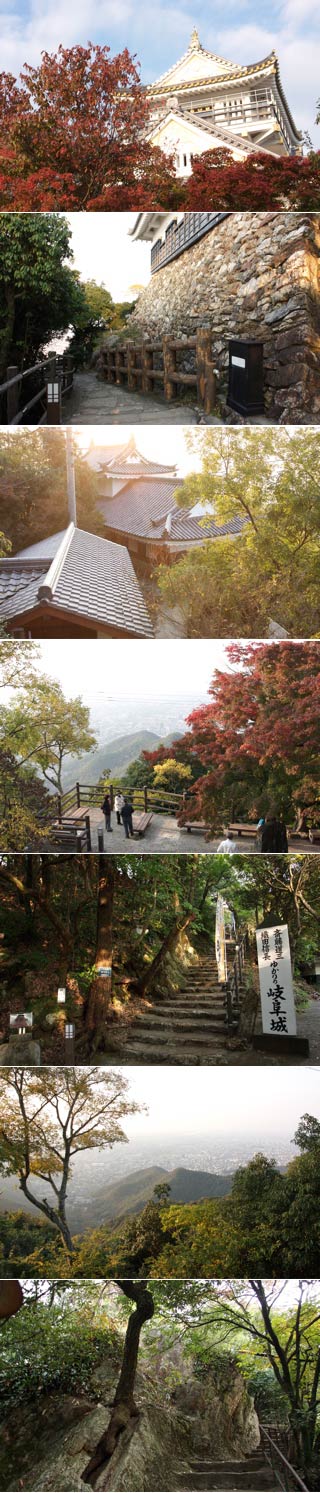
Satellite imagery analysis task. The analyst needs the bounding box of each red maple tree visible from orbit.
[185,147,320,210]
[175,642,320,828]
[0,46,318,210]
[0,43,178,209]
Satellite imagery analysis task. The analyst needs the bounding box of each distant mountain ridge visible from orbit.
[85,1164,233,1228]
[0,1165,233,1234]
[62,729,182,788]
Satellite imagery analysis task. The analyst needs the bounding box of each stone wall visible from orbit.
[130,213,320,422]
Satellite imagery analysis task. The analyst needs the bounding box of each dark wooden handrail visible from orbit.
[0,353,73,425]
[260,1425,308,1491]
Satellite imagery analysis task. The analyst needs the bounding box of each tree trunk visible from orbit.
[19,1176,74,1255]
[0,1281,23,1320]
[83,1281,154,1487]
[0,285,16,382]
[138,913,194,997]
[85,861,115,1050]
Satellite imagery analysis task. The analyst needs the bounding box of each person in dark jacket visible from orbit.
[121,797,134,839]
[101,793,112,832]
[261,813,288,853]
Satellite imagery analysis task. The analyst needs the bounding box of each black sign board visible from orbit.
[227,339,264,415]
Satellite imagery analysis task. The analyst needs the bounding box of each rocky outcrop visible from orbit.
[171,1356,260,1461]
[0,1353,260,1492]
[129,212,320,422]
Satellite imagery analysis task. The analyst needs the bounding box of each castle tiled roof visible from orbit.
[101,479,246,544]
[86,434,176,478]
[0,525,153,638]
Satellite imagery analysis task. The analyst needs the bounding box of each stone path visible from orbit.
[66,809,320,857]
[64,372,199,425]
[298,993,320,1062]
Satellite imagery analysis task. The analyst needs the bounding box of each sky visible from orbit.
[77,425,199,474]
[101,1065,320,1138]
[1,1,319,147]
[67,214,151,304]
[9,638,230,703]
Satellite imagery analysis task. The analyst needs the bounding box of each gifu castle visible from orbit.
[145,27,301,174]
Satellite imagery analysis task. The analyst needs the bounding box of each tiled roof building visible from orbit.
[144,27,301,177]
[0,524,153,639]
[92,438,246,565]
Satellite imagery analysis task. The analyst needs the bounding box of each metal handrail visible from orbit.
[260,1425,308,1492]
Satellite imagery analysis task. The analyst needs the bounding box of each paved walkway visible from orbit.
[298,994,320,1062]
[82,812,320,855]
[64,372,199,425]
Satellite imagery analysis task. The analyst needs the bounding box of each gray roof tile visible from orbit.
[0,527,153,638]
[101,478,246,543]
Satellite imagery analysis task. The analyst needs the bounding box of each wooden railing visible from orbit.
[150,212,229,272]
[0,353,73,425]
[260,1426,308,1491]
[104,329,216,414]
[54,780,184,823]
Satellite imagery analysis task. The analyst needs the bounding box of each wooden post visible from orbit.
[196,329,213,410]
[57,795,62,825]
[126,341,136,392]
[97,826,104,853]
[6,366,19,424]
[144,785,148,812]
[115,348,123,386]
[64,355,73,394]
[76,782,80,808]
[84,814,91,852]
[141,344,154,395]
[163,337,177,401]
[203,359,216,416]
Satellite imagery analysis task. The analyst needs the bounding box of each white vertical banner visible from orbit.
[215,896,227,983]
[256,924,296,1036]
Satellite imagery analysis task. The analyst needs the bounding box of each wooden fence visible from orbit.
[104,329,217,414]
[54,780,184,822]
[0,353,74,425]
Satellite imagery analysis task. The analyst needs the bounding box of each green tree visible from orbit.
[0,430,102,552]
[0,214,88,382]
[0,1068,141,1256]
[1,675,97,795]
[157,428,320,638]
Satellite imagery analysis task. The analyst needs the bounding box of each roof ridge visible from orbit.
[38,523,75,601]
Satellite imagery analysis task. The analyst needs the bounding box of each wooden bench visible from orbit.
[132,811,153,837]
[308,828,320,843]
[50,815,91,851]
[288,830,311,844]
[228,823,258,838]
[183,820,207,834]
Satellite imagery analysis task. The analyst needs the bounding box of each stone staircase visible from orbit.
[177,1450,274,1490]
[111,956,245,1065]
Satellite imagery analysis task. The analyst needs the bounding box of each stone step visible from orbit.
[181,1472,272,1491]
[124,1022,227,1043]
[190,1460,265,1472]
[131,1010,227,1027]
[110,1041,227,1064]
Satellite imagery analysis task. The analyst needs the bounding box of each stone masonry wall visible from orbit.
[130,213,320,422]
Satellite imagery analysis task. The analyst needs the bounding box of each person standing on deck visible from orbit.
[114,791,125,826]
[101,792,113,832]
[121,797,134,839]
